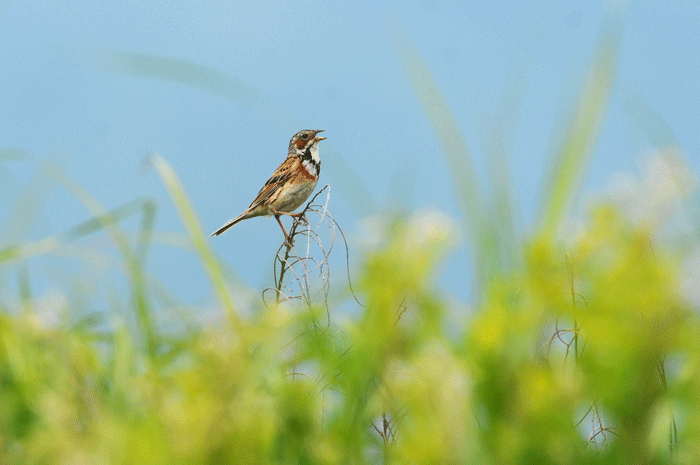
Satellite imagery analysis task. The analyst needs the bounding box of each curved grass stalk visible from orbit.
[539,21,621,237]
[146,154,242,331]
[41,163,158,357]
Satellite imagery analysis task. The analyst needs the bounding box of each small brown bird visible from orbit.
[210,129,326,243]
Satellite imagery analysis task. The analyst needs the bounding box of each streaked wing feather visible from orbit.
[248,157,297,210]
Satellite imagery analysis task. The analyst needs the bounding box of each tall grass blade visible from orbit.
[539,20,621,237]
[86,50,295,129]
[41,163,157,357]
[135,199,156,265]
[0,152,44,245]
[18,265,31,314]
[482,66,527,271]
[0,174,53,290]
[0,148,31,161]
[625,94,679,148]
[0,149,31,209]
[391,28,483,237]
[146,154,241,330]
[0,197,149,264]
[391,25,502,288]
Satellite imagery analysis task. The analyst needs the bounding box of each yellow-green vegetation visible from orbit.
[0,160,700,464]
[2,15,699,465]
[1,165,699,464]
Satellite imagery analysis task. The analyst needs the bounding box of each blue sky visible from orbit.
[1,1,699,310]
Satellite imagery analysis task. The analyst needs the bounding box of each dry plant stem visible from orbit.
[264,185,361,313]
[276,222,298,304]
[266,185,360,333]
[274,188,328,304]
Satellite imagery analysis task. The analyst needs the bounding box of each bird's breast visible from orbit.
[274,178,317,212]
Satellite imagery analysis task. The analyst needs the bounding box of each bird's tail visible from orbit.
[210,211,251,237]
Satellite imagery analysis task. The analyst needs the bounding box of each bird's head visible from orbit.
[288,129,325,159]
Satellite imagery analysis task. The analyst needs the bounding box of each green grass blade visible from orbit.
[135,199,157,266]
[41,163,157,357]
[146,154,241,330]
[539,21,621,237]
[481,66,528,272]
[62,198,151,242]
[391,25,505,289]
[392,28,484,238]
[0,198,150,265]
[625,94,679,148]
[86,50,296,129]
[0,148,31,161]
[18,265,31,314]
[0,159,49,245]
[0,149,31,214]
[0,173,53,290]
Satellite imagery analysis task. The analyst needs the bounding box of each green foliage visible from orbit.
[467,205,698,464]
[1,176,698,463]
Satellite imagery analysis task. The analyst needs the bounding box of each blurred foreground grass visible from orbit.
[3,17,700,465]
[1,152,699,464]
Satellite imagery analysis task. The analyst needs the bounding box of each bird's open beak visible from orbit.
[313,129,326,142]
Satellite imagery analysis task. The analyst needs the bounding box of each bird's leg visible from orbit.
[273,209,308,225]
[275,214,294,247]
[274,210,308,225]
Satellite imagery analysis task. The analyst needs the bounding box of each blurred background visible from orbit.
[1,1,698,311]
[4,2,700,462]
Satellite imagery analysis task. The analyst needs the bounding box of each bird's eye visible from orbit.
[301,133,309,140]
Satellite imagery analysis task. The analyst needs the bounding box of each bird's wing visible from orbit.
[247,156,298,210]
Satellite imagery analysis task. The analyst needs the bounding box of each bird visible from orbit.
[210,129,326,244]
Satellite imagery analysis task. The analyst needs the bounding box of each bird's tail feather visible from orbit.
[210,211,250,237]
